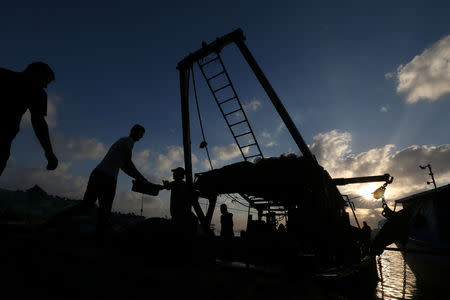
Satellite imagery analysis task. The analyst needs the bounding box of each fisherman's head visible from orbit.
[23,62,55,88]
[220,204,228,214]
[130,124,145,141]
[171,167,185,181]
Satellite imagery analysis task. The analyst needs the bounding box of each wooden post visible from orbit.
[179,67,206,225]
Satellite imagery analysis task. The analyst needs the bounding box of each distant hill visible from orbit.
[0,185,145,228]
[0,185,78,221]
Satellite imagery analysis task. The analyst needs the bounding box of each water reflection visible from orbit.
[375,244,419,300]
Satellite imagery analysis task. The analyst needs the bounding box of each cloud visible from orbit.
[276,122,286,134]
[134,149,151,171]
[53,134,107,160]
[266,141,278,147]
[261,131,280,148]
[380,106,388,112]
[310,130,352,169]
[384,72,395,80]
[392,35,450,103]
[261,131,271,138]
[310,130,450,204]
[199,159,214,171]
[197,144,252,169]
[156,146,194,174]
[46,98,58,128]
[243,99,262,111]
[132,149,168,183]
[0,161,88,199]
[212,144,248,162]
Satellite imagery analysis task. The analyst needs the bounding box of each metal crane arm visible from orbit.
[332,174,393,186]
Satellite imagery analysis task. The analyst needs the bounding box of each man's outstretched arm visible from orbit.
[30,114,58,170]
[121,150,147,182]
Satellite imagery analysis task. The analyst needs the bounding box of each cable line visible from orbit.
[191,66,213,170]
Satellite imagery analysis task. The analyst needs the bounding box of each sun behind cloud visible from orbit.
[355,182,383,200]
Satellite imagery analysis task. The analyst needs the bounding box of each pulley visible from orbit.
[372,185,386,200]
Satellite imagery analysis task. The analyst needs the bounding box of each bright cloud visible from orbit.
[200,159,214,170]
[266,141,278,147]
[276,122,286,134]
[54,134,107,160]
[393,35,450,103]
[380,106,388,112]
[310,130,450,205]
[134,149,151,171]
[243,99,262,111]
[156,146,184,172]
[310,130,352,169]
[0,162,88,199]
[346,208,383,228]
[212,144,248,162]
[261,131,271,138]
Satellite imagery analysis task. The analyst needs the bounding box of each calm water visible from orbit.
[374,244,449,300]
[375,244,420,299]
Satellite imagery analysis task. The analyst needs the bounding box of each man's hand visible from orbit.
[162,180,170,190]
[45,152,58,170]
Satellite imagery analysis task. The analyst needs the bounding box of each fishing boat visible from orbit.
[174,28,394,298]
[394,183,450,291]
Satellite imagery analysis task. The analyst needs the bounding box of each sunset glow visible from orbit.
[356,183,383,201]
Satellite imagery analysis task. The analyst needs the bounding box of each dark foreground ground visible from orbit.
[1,221,378,300]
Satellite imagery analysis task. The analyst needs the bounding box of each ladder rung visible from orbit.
[245,154,263,160]
[229,120,247,127]
[224,108,243,117]
[241,143,257,149]
[213,84,231,93]
[234,131,252,138]
[199,56,219,67]
[207,71,225,81]
[219,96,236,105]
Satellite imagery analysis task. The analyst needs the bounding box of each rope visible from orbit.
[224,194,250,208]
[191,66,213,170]
[197,199,256,213]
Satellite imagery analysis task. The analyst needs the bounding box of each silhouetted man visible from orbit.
[0,62,58,175]
[165,167,189,220]
[47,124,149,238]
[220,204,234,239]
[362,221,371,240]
[361,221,372,253]
[163,167,197,233]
